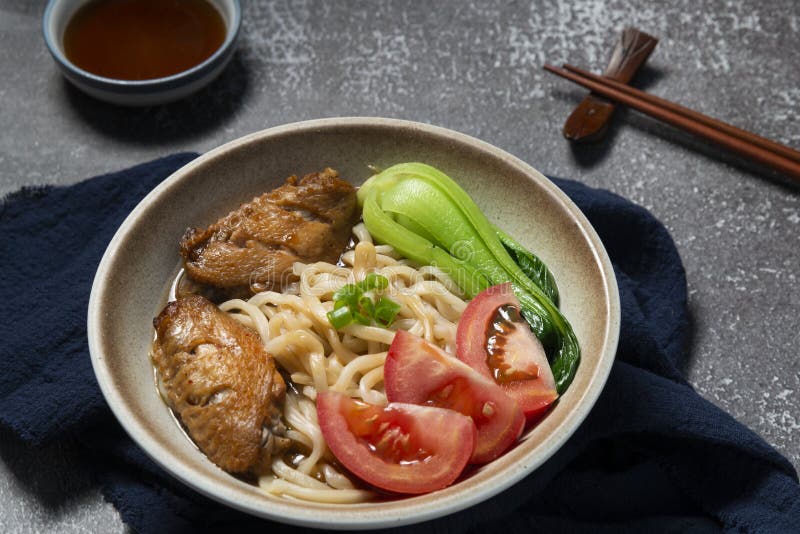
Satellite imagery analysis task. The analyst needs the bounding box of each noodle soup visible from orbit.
[157,223,471,502]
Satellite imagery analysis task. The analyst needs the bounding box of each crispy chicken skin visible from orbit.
[179,168,358,297]
[152,294,286,475]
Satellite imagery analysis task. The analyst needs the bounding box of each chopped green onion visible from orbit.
[352,311,372,325]
[374,297,401,327]
[327,306,353,329]
[332,284,360,306]
[360,272,389,291]
[358,295,375,316]
[326,273,401,330]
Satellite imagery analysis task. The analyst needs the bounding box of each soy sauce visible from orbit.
[63,0,226,80]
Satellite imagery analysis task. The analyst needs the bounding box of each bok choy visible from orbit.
[357,162,580,394]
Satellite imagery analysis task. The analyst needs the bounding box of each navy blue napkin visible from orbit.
[1,154,798,533]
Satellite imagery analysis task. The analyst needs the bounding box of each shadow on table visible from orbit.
[625,116,800,192]
[61,50,251,146]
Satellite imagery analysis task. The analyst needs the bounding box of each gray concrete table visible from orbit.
[1,1,798,532]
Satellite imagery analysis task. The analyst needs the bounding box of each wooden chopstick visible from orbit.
[544,63,800,182]
[562,63,800,165]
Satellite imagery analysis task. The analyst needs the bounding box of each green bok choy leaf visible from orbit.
[357,162,580,394]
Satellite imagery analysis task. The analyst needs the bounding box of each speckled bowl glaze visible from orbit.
[88,118,620,529]
[42,0,241,106]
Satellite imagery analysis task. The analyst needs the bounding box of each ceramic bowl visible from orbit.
[88,117,620,529]
[42,0,241,106]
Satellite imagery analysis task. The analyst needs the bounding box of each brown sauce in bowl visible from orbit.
[63,0,226,80]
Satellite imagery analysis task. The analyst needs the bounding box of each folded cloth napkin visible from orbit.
[1,154,798,533]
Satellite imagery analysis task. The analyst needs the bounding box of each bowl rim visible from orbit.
[87,117,620,529]
[42,0,241,90]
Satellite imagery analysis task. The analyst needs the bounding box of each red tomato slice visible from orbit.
[316,390,476,494]
[457,283,558,423]
[384,330,525,464]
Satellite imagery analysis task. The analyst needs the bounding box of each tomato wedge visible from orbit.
[457,283,558,423]
[316,390,475,494]
[385,330,524,464]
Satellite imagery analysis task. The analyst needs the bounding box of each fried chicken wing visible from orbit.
[152,294,286,475]
[180,168,358,297]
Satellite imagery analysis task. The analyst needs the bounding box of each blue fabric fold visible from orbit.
[1,154,798,533]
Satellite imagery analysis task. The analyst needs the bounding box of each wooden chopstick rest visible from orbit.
[563,27,658,143]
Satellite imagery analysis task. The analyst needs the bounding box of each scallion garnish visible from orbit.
[326,273,401,329]
[327,306,353,329]
[373,297,402,327]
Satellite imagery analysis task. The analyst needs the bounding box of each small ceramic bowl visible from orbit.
[42,0,241,106]
[88,118,620,529]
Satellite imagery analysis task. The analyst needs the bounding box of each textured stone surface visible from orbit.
[1,0,798,531]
